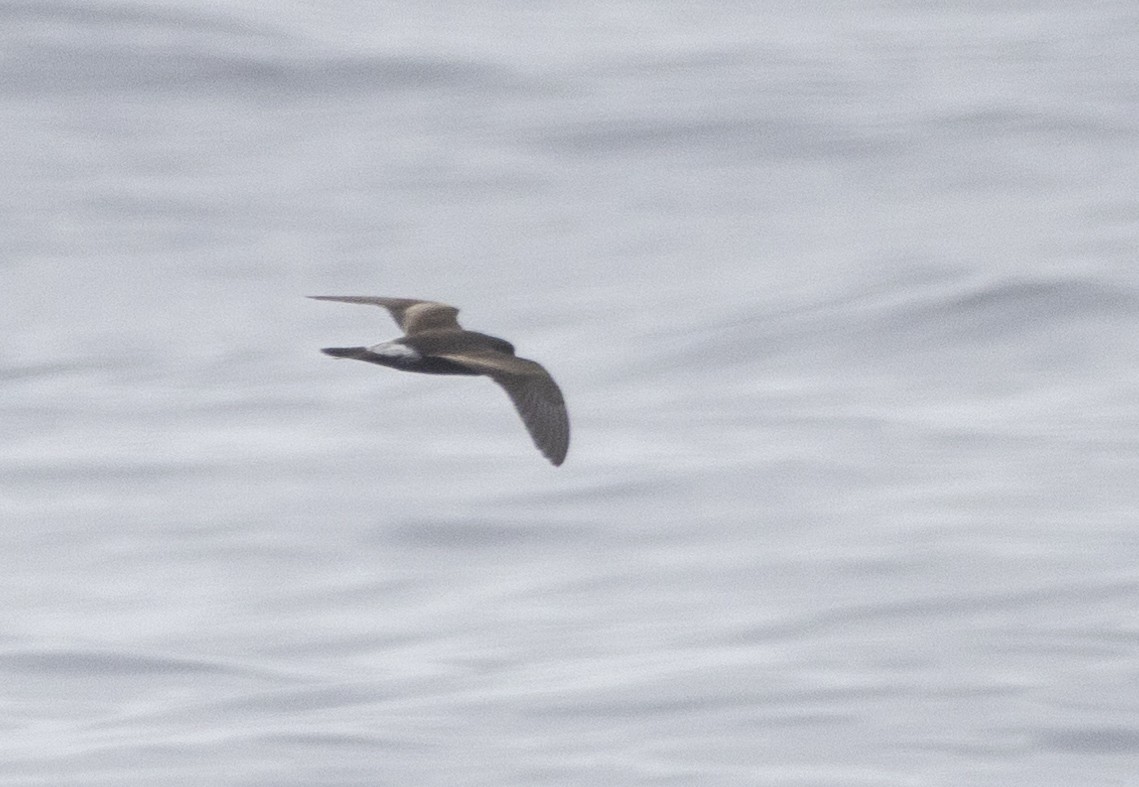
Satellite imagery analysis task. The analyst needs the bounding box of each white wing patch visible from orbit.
[367,340,421,360]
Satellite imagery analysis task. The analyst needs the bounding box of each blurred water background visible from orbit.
[2,1,1139,784]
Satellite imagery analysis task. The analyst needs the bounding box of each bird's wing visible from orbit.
[437,352,570,466]
[308,296,461,334]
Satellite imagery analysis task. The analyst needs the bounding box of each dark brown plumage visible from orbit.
[310,296,570,466]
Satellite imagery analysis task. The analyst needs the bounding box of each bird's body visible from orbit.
[310,296,570,466]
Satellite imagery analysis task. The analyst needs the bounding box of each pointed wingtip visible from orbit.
[541,433,569,467]
[545,432,569,466]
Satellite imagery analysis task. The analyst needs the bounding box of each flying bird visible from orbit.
[310,296,570,466]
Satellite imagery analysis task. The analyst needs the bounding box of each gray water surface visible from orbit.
[2,1,1139,784]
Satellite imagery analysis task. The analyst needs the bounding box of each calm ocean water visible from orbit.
[2,1,1138,784]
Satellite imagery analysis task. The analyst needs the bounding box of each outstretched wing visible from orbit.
[308,296,461,334]
[437,352,570,466]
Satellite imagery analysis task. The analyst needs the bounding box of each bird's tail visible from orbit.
[320,346,373,360]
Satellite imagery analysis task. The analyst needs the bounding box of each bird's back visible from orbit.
[403,330,516,357]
